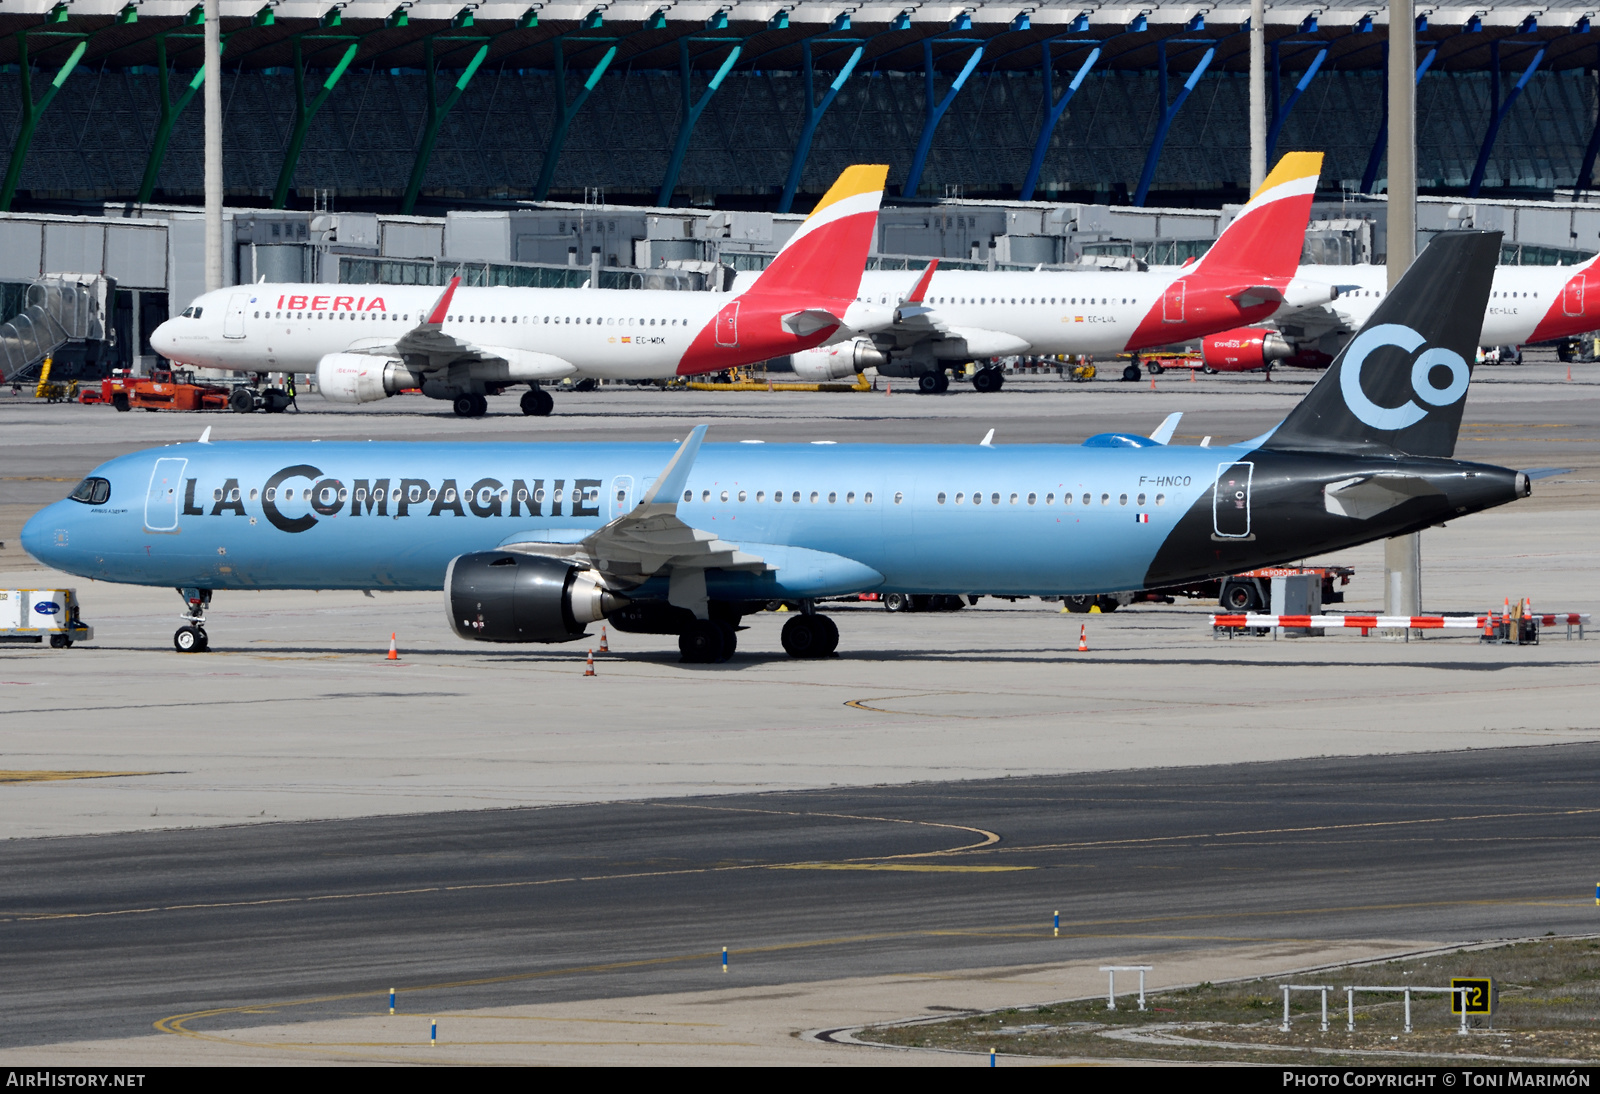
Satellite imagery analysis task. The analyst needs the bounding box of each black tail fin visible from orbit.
[1263,230,1501,458]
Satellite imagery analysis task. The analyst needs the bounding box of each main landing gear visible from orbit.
[453,393,489,418]
[971,367,1004,393]
[780,608,838,658]
[679,619,738,664]
[917,370,950,394]
[173,587,212,653]
[520,386,554,416]
[671,601,840,662]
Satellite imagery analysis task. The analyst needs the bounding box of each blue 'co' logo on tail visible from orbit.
[1339,323,1471,430]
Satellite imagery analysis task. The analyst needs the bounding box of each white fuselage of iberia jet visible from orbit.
[786,152,1338,389]
[149,166,890,418]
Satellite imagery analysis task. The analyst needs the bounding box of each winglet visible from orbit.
[979,428,994,447]
[1148,412,1182,445]
[198,426,212,444]
[638,424,709,508]
[424,276,461,327]
[905,260,939,304]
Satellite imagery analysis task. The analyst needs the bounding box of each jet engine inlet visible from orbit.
[316,353,424,404]
[1201,328,1294,372]
[790,338,888,381]
[444,552,626,643]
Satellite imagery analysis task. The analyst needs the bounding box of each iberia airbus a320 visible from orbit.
[151,165,890,418]
[789,153,1337,391]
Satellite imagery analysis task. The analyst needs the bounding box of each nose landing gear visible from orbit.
[174,587,212,653]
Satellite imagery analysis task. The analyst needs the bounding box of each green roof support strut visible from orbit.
[1,30,89,211]
[534,37,617,201]
[401,36,490,214]
[656,38,741,207]
[137,36,206,204]
[272,37,361,208]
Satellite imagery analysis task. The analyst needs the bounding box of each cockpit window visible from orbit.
[180,306,203,319]
[69,477,111,505]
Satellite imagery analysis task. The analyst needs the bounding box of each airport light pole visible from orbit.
[204,0,223,294]
[1249,0,1266,192]
[1385,0,1422,623]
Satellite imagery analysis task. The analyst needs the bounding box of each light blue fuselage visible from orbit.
[21,439,1234,598]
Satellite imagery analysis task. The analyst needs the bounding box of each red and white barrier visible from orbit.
[1211,612,1588,631]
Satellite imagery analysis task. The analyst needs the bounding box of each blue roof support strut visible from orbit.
[1468,40,1546,196]
[656,37,743,207]
[1577,46,1600,197]
[1359,44,1435,195]
[534,37,618,201]
[777,40,863,214]
[1020,43,1100,201]
[900,41,984,199]
[1265,46,1326,161]
[1131,40,1213,207]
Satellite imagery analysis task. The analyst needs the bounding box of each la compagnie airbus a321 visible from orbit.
[150,165,891,418]
[27,232,1526,662]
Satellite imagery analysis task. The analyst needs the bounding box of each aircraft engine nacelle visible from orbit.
[315,353,424,404]
[1200,327,1293,372]
[444,551,626,643]
[790,339,888,382]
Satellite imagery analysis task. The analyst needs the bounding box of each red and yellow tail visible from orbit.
[748,164,889,301]
[1195,152,1323,277]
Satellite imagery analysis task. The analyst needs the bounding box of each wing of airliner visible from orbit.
[357,276,577,379]
[499,426,770,582]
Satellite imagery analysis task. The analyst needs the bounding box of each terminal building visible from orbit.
[2,0,1598,377]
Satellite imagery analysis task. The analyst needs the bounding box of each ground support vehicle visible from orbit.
[0,588,93,648]
[1136,350,1207,375]
[97,370,295,413]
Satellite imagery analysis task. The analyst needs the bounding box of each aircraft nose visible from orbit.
[19,503,62,567]
[149,319,177,358]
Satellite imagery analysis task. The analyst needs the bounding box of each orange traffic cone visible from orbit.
[599,625,610,653]
[1190,367,1196,382]
[583,650,596,676]
[1567,364,1573,381]
[386,633,399,661]
[886,380,892,396]
[1149,376,1156,391]
[1078,624,1088,652]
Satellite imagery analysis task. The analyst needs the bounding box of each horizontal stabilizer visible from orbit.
[1149,412,1183,445]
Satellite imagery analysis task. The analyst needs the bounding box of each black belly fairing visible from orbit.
[1143,449,1524,589]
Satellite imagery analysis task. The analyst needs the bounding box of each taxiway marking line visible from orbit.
[643,800,1001,855]
[771,864,1032,873]
[977,805,1600,856]
[9,806,1587,923]
[4,806,999,922]
[0,770,160,783]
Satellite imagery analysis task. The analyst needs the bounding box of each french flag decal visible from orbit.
[1136,513,1150,523]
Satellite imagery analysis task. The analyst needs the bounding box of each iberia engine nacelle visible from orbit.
[1200,328,1294,372]
[789,338,889,382]
[316,352,425,403]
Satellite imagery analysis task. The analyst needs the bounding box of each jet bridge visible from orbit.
[0,275,114,385]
